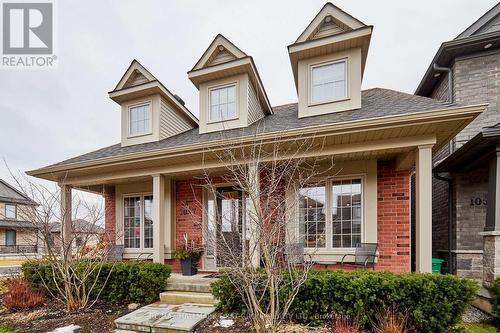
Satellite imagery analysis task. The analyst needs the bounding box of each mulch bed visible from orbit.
[195,312,330,333]
[0,297,130,333]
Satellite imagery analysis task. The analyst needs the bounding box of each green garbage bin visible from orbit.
[432,258,444,274]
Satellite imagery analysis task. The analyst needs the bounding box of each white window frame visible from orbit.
[5,203,16,219]
[127,101,152,138]
[309,58,349,106]
[207,82,238,123]
[297,175,364,252]
[122,193,153,250]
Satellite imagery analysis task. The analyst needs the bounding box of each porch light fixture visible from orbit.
[484,43,492,49]
[434,73,441,78]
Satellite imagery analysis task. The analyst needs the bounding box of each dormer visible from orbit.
[109,60,198,147]
[288,3,372,118]
[188,34,272,134]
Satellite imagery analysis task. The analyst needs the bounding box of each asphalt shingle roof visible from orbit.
[46,88,455,169]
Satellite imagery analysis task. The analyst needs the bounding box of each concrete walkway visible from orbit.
[115,302,215,332]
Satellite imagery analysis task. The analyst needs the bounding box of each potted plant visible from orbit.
[174,248,203,276]
[174,235,204,276]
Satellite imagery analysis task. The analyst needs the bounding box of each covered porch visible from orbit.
[57,136,436,273]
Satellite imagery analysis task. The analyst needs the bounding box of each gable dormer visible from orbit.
[288,3,372,118]
[109,60,198,147]
[188,34,272,134]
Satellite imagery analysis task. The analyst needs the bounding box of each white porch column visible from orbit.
[60,184,72,255]
[247,162,260,267]
[152,174,165,263]
[415,145,433,272]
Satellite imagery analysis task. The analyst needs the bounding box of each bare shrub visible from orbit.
[3,277,46,310]
[371,307,409,333]
[331,314,362,333]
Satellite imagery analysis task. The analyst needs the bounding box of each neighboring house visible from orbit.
[42,219,105,254]
[28,3,486,273]
[415,3,500,286]
[0,179,38,257]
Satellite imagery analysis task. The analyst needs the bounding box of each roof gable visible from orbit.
[0,179,36,205]
[456,2,500,39]
[191,34,247,71]
[113,60,157,91]
[295,2,365,43]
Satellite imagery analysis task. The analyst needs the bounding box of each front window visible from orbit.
[6,230,16,246]
[299,177,362,249]
[5,204,16,219]
[311,59,347,104]
[209,84,236,122]
[123,195,153,249]
[299,184,326,248]
[128,103,151,136]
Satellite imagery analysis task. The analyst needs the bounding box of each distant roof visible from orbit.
[434,122,500,173]
[416,3,500,97]
[0,179,37,205]
[37,88,457,170]
[49,219,104,234]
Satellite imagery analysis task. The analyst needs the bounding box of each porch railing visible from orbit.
[0,245,38,254]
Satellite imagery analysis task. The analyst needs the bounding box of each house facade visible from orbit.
[0,179,38,258]
[29,3,486,273]
[415,3,500,285]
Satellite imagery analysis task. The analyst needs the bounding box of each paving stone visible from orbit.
[115,302,215,332]
[115,303,178,332]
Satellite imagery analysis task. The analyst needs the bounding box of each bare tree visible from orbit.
[9,172,115,312]
[194,131,335,333]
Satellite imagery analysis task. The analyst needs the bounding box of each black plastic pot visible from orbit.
[180,257,198,276]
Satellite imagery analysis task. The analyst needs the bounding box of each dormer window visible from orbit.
[310,59,347,105]
[128,102,151,137]
[209,83,237,122]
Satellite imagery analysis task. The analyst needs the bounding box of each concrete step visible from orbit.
[159,291,217,305]
[166,281,212,293]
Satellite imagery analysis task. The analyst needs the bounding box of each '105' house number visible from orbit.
[470,198,487,206]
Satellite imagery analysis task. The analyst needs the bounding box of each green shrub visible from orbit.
[211,270,478,332]
[22,260,171,304]
[492,277,500,326]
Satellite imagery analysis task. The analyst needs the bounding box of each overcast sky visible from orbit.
[0,0,498,187]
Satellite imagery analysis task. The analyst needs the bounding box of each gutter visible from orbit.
[433,171,453,274]
[432,64,453,104]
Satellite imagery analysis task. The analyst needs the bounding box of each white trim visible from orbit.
[308,57,349,106]
[127,101,153,138]
[207,81,239,124]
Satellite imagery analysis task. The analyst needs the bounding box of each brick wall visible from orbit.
[452,167,488,280]
[166,179,204,272]
[104,186,116,244]
[454,52,500,147]
[376,161,411,272]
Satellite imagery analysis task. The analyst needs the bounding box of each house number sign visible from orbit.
[470,198,487,206]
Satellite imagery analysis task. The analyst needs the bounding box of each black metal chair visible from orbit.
[340,243,378,270]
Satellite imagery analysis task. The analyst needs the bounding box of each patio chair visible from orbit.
[340,243,378,270]
[105,244,124,261]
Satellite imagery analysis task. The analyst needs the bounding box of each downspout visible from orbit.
[433,172,453,274]
[433,64,454,104]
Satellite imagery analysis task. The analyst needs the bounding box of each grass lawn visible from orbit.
[454,323,497,333]
[0,260,25,267]
[0,323,16,333]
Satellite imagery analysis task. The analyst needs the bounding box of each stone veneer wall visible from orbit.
[452,167,488,280]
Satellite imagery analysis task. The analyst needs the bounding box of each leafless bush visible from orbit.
[193,131,336,333]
